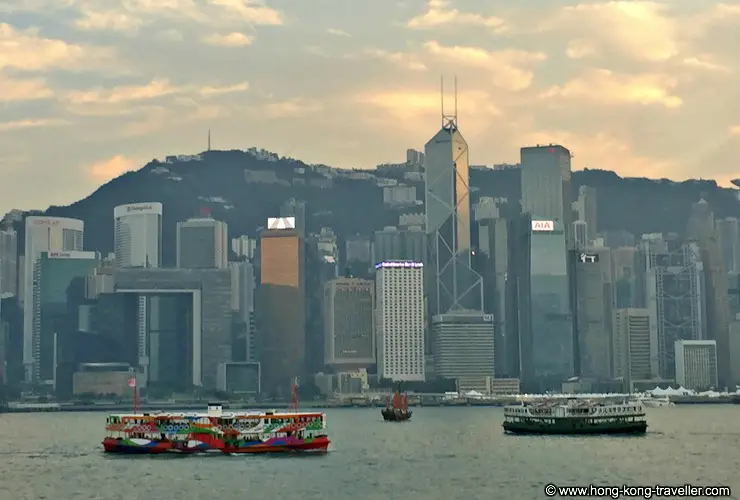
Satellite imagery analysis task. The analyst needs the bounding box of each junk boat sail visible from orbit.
[381,391,412,422]
[102,403,330,454]
[503,398,647,435]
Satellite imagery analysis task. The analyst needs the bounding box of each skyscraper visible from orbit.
[520,145,573,244]
[375,261,425,382]
[113,202,162,268]
[177,216,228,269]
[423,88,482,318]
[258,218,305,395]
[23,216,84,381]
[324,277,375,370]
[0,227,18,296]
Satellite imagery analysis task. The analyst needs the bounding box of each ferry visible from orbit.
[503,398,647,435]
[638,394,675,408]
[102,403,330,454]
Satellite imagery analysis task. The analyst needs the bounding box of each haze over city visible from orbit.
[2,0,740,213]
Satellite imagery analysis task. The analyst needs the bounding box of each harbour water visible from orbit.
[1,406,738,499]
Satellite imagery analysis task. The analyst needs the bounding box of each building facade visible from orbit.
[432,311,494,392]
[177,217,228,269]
[423,119,483,318]
[114,267,232,390]
[23,216,84,381]
[113,202,162,269]
[258,225,305,396]
[323,278,374,370]
[375,261,425,382]
[674,340,718,391]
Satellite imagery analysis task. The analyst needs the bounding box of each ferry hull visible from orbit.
[102,438,172,454]
[102,436,330,455]
[503,420,647,436]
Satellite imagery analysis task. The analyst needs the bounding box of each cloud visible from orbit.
[422,41,546,91]
[74,9,143,32]
[202,32,254,47]
[85,155,138,182]
[540,69,682,108]
[64,79,250,115]
[362,49,427,71]
[326,28,349,37]
[0,75,53,102]
[0,118,69,132]
[208,0,283,25]
[261,98,322,119]
[0,22,114,72]
[542,1,679,63]
[730,126,740,136]
[355,88,501,124]
[408,0,505,31]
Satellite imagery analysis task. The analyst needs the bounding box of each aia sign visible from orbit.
[531,220,554,232]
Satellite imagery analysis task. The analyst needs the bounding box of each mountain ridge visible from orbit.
[29,148,740,265]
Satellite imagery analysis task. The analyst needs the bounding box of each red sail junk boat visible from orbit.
[381,391,412,422]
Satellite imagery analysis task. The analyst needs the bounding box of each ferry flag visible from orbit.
[128,376,136,388]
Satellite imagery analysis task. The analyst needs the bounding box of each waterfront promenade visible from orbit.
[2,393,738,413]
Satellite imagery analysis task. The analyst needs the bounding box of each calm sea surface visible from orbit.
[0,406,738,500]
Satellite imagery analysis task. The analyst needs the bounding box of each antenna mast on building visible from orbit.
[207,129,211,152]
[441,76,458,131]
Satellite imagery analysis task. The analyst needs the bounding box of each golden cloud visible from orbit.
[540,69,682,108]
[408,0,505,31]
[86,155,138,181]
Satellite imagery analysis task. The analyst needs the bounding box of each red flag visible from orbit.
[128,376,136,388]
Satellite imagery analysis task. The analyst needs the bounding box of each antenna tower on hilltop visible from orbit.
[207,129,211,151]
[440,76,458,130]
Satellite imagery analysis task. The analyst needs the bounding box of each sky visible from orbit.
[1,0,740,213]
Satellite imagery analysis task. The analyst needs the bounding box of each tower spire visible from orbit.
[207,129,211,151]
[441,76,458,130]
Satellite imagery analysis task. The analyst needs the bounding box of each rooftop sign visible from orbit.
[267,217,296,230]
[375,261,423,269]
[531,220,554,232]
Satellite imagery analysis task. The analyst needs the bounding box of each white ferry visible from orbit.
[503,398,647,435]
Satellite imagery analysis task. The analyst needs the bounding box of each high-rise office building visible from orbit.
[572,185,597,243]
[570,247,612,380]
[113,202,162,268]
[612,308,654,390]
[717,217,740,274]
[23,216,84,381]
[0,227,18,296]
[508,215,574,391]
[375,261,425,382]
[32,250,99,385]
[521,145,573,245]
[432,311,494,392]
[674,340,718,391]
[572,220,588,249]
[643,235,704,380]
[323,278,374,370]
[373,226,425,264]
[475,198,508,376]
[258,217,304,395]
[686,199,730,388]
[423,109,483,318]
[177,216,228,269]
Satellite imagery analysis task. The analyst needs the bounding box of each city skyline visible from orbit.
[2,0,740,214]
